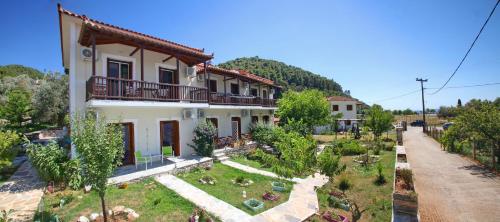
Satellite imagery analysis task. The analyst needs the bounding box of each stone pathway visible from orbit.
[0,161,44,221]
[156,166,328,222]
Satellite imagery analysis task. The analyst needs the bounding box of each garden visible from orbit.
[178,163,293,215]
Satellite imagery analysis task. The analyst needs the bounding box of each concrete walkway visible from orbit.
[0,160,44,221]
[156,166,328,222]
[221,160,303,183]
[404,127,500,222]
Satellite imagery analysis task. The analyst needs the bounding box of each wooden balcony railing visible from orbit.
[86,76,208,103]
[210,93,277,107]
[85,76,277,107]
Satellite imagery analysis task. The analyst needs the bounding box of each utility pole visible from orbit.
[416,78,428,133]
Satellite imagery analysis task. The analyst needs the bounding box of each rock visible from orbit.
[89,213,99,221]
[112,205,125,213]
[127,212,140,221]
[77,195,83,199]
[78,216,90,222]
[108,210,113,217]
[124,208,135,214]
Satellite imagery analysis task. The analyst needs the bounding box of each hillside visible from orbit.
[217,57,344,96]
[0,64,45,79]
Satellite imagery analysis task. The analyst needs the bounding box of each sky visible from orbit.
[0,0,498,110]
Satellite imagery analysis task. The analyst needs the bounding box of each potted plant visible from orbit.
[322,211,349,222]
[262,191,279,201]
[271,181,286,192]
[243,198,264,212]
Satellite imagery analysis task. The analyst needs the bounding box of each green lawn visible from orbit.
[230,155,272,172]
[35,178,218,222]
[179,163,293,215]
[311,149,396,222]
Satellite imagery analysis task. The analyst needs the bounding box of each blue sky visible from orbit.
[0,0,498,110]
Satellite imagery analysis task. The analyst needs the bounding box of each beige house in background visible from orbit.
[314,96,363,133]
[57,5,279,164]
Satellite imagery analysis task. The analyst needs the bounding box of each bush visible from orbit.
[250,123,282,146]
[189,120,217,157]
[338,177,352,193]
[331,139,366,155]
[0,130,22,169]
[374,162,386,185]
[398,168,413,188]
[27,141,82,188]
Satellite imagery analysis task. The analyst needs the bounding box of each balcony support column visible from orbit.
[205,62,210,103]
[223,74,227,103]
[140,46,144,97]
[91,33,96,76]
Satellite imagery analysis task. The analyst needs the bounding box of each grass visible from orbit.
[311,149,396,222]
[230,155,272,172]
[179,163,293,215]
[35,178,218,222]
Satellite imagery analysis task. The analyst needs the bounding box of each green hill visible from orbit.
[0,64,45,79]
[217,56,344,96]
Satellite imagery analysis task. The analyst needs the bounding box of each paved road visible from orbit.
[404,127,500,222]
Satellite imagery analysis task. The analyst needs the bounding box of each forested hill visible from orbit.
[0,65,45,79]
[217,56,344,96]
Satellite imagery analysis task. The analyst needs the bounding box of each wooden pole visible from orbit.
[91,34,96,76]
[140,47,144,97]
[205,62,210,103]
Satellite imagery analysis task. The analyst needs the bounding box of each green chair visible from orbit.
[134,151,150,170]
[161,146,174,164]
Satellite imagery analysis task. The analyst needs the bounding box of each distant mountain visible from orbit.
[217,56,345,96]
[0,65,45,79]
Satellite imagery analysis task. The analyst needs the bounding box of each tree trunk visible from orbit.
[492,145,497,171]
[100,194,108,222]
[472,141,476,160]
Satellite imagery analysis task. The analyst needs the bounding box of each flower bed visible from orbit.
[394,168,418,216]
[262,191,279,201]
[271,181,286,192]
[322,211,349,222]
[243,198,264,212]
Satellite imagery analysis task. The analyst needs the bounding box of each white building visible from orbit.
[58,5,279,164]
[314,96,363,133]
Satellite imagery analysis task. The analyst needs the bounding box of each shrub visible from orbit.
[189,120,217,157]
[250,123,281,146]
[374,162,386,185]
[27,141,67,183]
[398,168,413,188]
[27,141,82,189]
[331,139,366,156]
[0,130,22,169]
[337,177,352,194]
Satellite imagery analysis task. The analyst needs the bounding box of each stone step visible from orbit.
[217,156,229,162]
[213,149,226,155]
[213,152,226,158]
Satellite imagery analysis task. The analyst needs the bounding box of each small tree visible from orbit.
[0,131,21,170]
[364,104,393,139]
[317,146,345,182]
[1,89,31,127]
[277,89,330,134]
[72,111,124,222]
[189,120,217,157]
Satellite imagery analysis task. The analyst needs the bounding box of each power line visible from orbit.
[428,82,500,90]
[371,89,421,103]
[430,0,500,95]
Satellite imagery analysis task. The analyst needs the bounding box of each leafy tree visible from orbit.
[71,111,124,222]
[1,88,31,127]
[402,108,415,115]
[317,146,346,182]
[277,89,330,133]
[218,56,344,96]
[0,130,21,169]
[457,98,462,107]
[0,64,44,80]
[255,131,317,179]
[437,106,459,118]
[452,101,499,168]
[189,120,217,157]
[364,104,394,139]
[31,73,69,126]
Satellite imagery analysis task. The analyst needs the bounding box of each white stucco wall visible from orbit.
[330,100,358,120]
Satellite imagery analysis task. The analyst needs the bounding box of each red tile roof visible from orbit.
[327,96,360,102]
[196,64,277,86]
[58,4,213,64]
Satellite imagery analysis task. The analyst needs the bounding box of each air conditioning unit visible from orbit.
[198,109,206,118]
[182,109,194,119]
[241,110,249,117]
[80,47,99,61]
[186,67,196,78]
[196,73,205,82]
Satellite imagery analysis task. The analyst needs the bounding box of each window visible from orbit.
[347,105,353,111]
[345,120,351,125]
[251,116,259,124]
[230,83,240,95]
[209,80,217,93]
[263,115,270,124]
[107,59,132,79]
[250,88,258,97]
[332,105,339,111]
[263,90,268,99]
[159,67,175,84]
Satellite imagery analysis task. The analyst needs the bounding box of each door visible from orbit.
[231,117,241,139]
[120,123,135,165]
[107,59,132,97]
[159,67,178,100]
[160,121,180,156]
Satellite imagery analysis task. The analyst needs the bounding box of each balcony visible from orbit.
[210,93,277,107]
[85,76,277,107]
